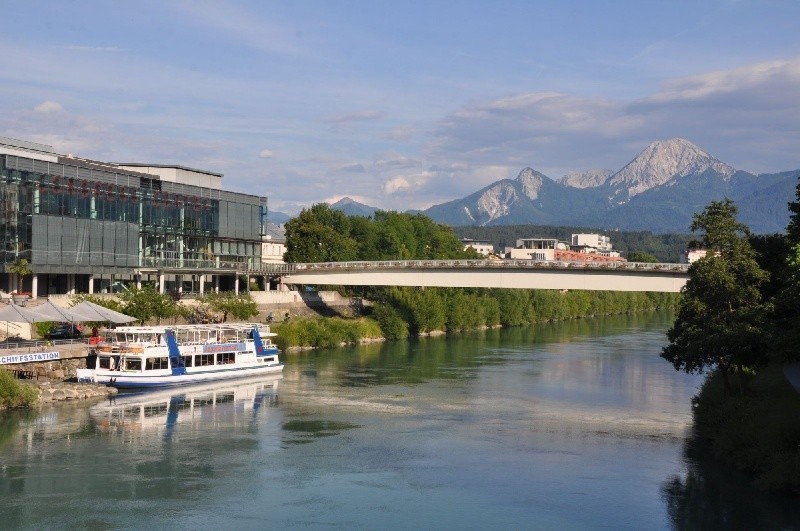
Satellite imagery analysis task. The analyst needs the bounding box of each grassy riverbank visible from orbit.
[692,365,800,493]
[272,316,383,351]
[272,288,678,350]
[0,369,39,409]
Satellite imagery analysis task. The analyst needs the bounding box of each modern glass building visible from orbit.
[1,136,268,297]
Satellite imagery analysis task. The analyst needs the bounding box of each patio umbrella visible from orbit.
[69,300,137,323]
[0,301,52,341]
[0,301,47,323]
[30,300,94,323]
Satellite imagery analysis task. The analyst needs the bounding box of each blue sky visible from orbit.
[1,1,799,215]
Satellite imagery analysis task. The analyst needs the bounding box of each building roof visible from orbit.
[114,162,223,178]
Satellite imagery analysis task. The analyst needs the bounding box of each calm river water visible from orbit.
[1,312,798,530]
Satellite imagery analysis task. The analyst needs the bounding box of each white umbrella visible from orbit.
[0,302,47,323]
[0,301,51,341]
[70,300,137,323]
[31,300,94,323]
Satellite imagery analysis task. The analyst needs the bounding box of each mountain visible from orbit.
[422,138,798,234]
[558,169,613,188]
[425,168,601,226]
[267,210,291,224]
[603,138,736,204]
[330,197,379,217]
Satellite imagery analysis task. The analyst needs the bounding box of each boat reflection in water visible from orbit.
[91,374,282,437]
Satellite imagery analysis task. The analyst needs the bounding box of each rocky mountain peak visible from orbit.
[515,167,547,199]
[607,138,735,200]
[559,169,614,188]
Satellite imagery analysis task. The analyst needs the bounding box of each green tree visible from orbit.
[116,285,178,325]
[628,251,659,263]
[201,291,258,323]
[283,203,359,263]
[661,199,770,394]
[777,176,800,360]
[8,259,31,294]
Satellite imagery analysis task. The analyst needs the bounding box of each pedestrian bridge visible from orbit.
[254,260,690,293]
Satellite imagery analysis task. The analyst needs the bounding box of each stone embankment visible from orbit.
[35,380,117,404]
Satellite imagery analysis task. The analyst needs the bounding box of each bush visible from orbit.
[371,303,409,340]
[0,369,39,408]
[273,317,382,350]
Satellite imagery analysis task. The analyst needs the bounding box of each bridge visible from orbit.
[253,260,690,293]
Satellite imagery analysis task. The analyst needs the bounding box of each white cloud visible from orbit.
[387,125,416,142]
[383,176,410,194]
[374,152,419,169]
[324,109,385,125]
[426,56,800,178]
[34,101,63,114]
[259,149,274,159]
[383,171,433,195]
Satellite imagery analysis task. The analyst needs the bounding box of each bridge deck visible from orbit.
[251,260,690,293]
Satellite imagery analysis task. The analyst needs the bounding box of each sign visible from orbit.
[202,343,246,354]
[0,352,61,365]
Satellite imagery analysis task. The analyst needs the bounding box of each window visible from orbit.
[124,358,142,371]
[195,354,214,367]
[145,357,169,370]
[216,352,236,364]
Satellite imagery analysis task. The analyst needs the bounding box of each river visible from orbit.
[1,312,798,529]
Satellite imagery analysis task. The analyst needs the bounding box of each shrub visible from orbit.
[0,369,39,408]
[371,303,409,340]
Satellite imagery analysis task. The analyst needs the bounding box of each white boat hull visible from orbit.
[83,362,284,389]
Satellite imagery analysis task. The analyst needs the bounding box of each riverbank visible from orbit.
[0,369,117,409]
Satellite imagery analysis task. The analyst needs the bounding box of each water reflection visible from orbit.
[91,375,282,438]
[662,434,800,530]
[0,376,285,529]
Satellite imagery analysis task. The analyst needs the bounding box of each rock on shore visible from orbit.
[35,380,117,403]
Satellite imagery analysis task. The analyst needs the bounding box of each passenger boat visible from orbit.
[76,323,283,388]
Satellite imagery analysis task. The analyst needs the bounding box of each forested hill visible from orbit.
[454,225,693,263]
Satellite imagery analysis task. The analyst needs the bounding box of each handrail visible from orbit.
[251,259,690,275]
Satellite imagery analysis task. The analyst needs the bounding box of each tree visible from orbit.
[776,175,800,360]
[116,285,179,325]
[283,203,358,263]
[787,175,800,245]
[201,291,258,323]
[8,259,31,294]
[627,251,659,263]
[661,199,771,394]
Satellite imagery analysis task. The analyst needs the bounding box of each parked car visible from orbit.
[45,324,83,340]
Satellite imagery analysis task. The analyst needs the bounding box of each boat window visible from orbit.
[195,354,214,367]
[98,356,112,369]
[181,355,193,367]
[262,357,275,363]
[124,358,142,371]
[145,357,169,371]
[216,352,236,365]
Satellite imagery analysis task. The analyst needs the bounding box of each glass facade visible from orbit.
[1,150,266,295]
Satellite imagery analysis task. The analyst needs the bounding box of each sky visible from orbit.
[1,1,799,216]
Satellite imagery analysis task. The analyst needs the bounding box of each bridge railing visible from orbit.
[246,260,689,275]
